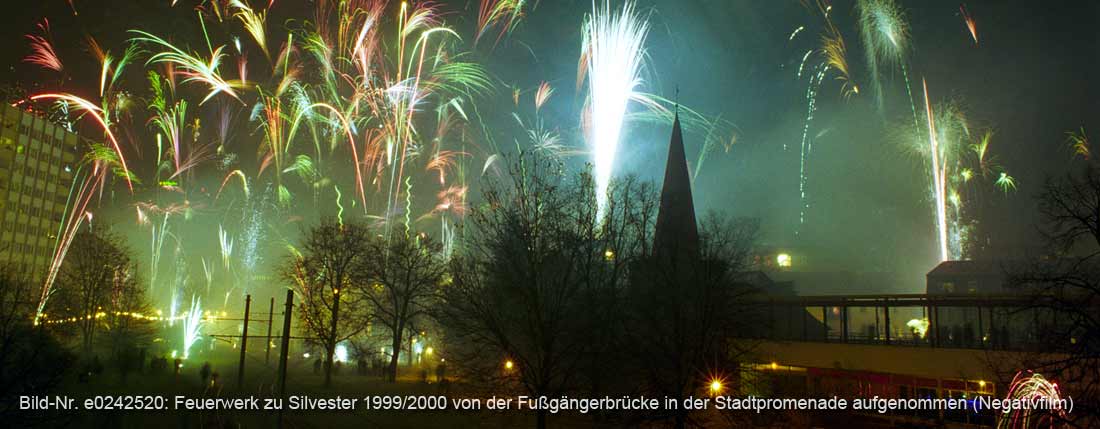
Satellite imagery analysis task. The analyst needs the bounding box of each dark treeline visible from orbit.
[287,152,767,428]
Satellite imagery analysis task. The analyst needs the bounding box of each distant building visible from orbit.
[926,260,1010,295]
[0,104,82,280]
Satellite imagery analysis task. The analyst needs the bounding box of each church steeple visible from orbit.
[653,111,699,259]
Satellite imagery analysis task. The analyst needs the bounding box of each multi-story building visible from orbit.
[0,104,82,280]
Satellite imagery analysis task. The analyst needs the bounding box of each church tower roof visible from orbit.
[653,111,699,259]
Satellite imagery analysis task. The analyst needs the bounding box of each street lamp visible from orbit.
[777,253,792,268]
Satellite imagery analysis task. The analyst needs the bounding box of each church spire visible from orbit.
[653,110,699,259]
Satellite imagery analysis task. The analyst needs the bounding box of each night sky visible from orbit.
[2,1,1097,294]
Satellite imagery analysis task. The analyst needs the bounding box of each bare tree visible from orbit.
[1007,164,1100,427]
[0,270,74,426]
[100,268,154,381]
[51,229,134,353]
[356,232,447,382]
[284,219,370,387]
[437,154,652,429]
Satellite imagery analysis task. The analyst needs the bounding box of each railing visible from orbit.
[741,294,1066,351]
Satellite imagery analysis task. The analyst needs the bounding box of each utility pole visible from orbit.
[276,289,294,429]
[265,296,275,364]
[237,294,251,390]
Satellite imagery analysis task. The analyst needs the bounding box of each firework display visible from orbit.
[4,2,1094,427]
[13,0,746,326]
[782,0,1016,258]
[22,0,512,321]
[9,0,1028,326]
[581,0,651,215]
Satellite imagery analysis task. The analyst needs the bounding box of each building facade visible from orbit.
[0,104,81,280]
[926,260,1009,295]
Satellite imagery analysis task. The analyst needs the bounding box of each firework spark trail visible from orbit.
[231,0,269,58]
[581,0,650,216]
[923,79,949,262]
[898,100,1014,260]
[201,258,213,295]
[691,116,732,182]
[35,167,97,324]
[995,172,1016,194]
[216,170,250,199]
[134,202,188,301]
[404,176,414,237]
[31,91,139,322]
[796,49,813,82]
[790,1,861,231]
[30,94,134,190]
[334,184,345,225]
[299,0,492,237]
[151,99,189,174]
[181,295,203,358]
[286,103,366,209]
[218,224,237,308]
[960,4,978,45]
[219,224,234,271]
[392,3,461,234]
[387,4,486,234]
[167,241,189,326]
[1067,127,1090,159]
[236,194,266,300]
[150,212,170,295]
[822,22,857,99]
[797,64,827,230]
[25,19,63,72]
[858,0,913,120]
[476,0,527,48]
[997,371,1068,429]
[788,26,804,41]
[254,92,291,204]
[534,81,553,113]
[91,39,140,98]
[130,30,243,104]
[901,64,920,131]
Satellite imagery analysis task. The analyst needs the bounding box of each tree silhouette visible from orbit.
[284,219,370,387]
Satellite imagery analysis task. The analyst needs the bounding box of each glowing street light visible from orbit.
[777,253,792,268]
[709,379,723,395]
[504,360,514,371]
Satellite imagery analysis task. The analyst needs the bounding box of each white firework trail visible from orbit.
[181,295,203,359]
[797,63,828,232]
[582,0,651,216]
[923,79,949,262]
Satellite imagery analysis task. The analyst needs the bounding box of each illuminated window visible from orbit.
[776,253,792,268]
